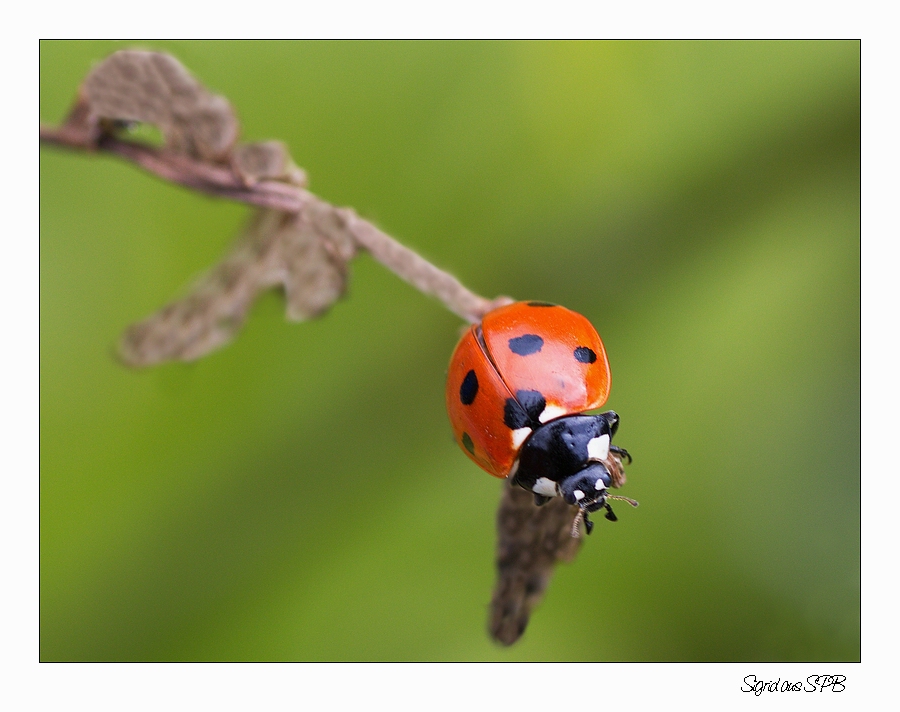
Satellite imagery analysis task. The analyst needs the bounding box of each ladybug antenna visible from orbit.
[606,494,640,508]
[571,508,595,538]
[603,495,639,522]
[571,509,584,538]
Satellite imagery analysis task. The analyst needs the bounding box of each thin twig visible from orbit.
[39,123,508,324]
[335,207,509,322]
[40,124,303,212]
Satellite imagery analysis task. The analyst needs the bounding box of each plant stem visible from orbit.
[40,124,509,323]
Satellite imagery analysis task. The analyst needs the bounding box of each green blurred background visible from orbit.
[40,41,860,661]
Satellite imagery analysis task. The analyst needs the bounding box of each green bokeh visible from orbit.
[40,40,860,661]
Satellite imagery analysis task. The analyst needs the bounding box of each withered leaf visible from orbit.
[119,196,357,366]
[489,481,583,646]
[82,50,239,162]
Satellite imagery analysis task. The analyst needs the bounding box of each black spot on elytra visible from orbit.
[508,334,544,356]
[526,301,557,307]
[503,390,546,430]
[574,346,597,364]
[459,369,479,405]
[462,432,475,455]
[504,400,530,430]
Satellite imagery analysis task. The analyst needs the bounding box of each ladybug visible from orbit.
[446,301,635,533]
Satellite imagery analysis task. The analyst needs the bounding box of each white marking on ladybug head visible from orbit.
[538,404,567,423]
[573,489,585,501]
[595,478,607,491]
[587,434,610,461]
[511,427,532,450]
[532,477,559,497]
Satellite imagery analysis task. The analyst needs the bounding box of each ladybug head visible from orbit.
[559,462,611,510]
[560,461,638,536]
[559,462,613,535]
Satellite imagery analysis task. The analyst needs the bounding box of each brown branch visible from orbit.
[335,206,509,322]
[41,124,304,212]
[40,122,509,325]
[39,49,512,367]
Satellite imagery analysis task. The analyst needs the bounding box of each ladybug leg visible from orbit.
[610,445,632,465]
[603,503,618,522]
[533,493,552,507]
[582,511,594,535]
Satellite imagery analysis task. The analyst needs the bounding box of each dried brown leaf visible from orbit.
[82,50,239,162]
[489,481,583,646]
[280,197,356,321]
[119,196,357,366]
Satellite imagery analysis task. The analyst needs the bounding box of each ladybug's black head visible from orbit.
[559,460,638,536]
[559,462,614,535]
[559,461,612,512]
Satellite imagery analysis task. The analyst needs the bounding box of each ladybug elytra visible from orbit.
[446,301,635,533]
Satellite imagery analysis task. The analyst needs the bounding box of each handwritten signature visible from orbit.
[741,675,847,695]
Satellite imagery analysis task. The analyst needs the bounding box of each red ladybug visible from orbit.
[446,301,634,533]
